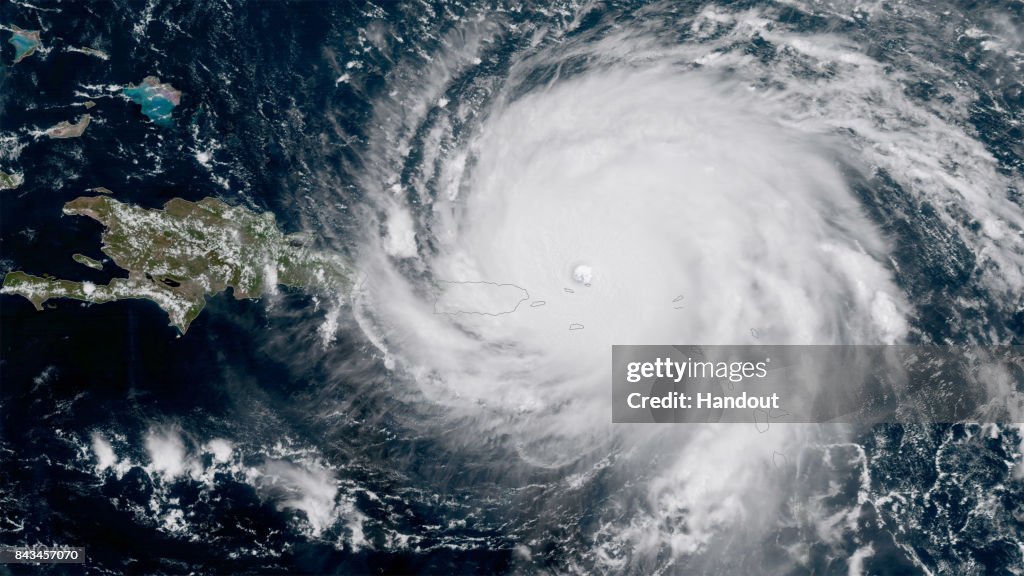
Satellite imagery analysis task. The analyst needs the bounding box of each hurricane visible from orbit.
[302,0,1024,570]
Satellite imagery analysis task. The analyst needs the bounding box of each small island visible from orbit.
[45,114,91,139]
[72,254,104,270]
[2,196,351,333]
[0,171,23,190]
[124,76,182,127]
[8,25,41,64]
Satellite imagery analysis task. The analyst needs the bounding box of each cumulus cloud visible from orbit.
[205,438,233,463]
[256,459,342,538]
[144,426,197,480]
[91,432,118,472]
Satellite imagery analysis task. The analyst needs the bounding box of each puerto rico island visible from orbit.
[2,196,350,333]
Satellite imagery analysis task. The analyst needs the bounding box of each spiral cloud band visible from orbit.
[354,22,918,435]
[337,1,1024,569]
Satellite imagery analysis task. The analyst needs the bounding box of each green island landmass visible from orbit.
[72,253,103,270]
[0,171,23,190]
[45,114,91,139]
[2,196,351,333]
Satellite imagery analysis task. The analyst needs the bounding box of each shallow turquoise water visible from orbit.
[123,85,177,127]
[8,32,39,62]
